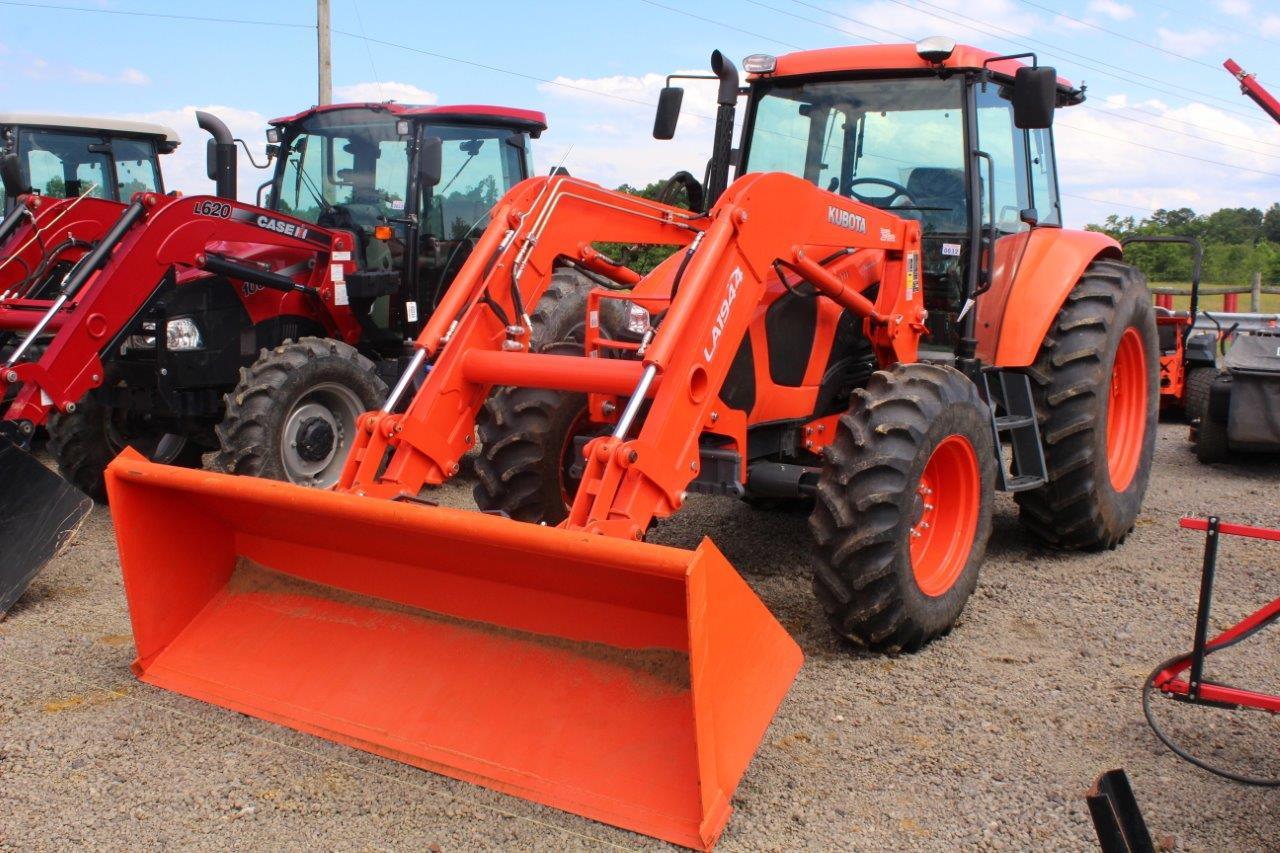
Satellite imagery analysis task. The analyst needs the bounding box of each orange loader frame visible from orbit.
[107,170,924,849]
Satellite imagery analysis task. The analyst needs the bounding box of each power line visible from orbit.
[759,0,1280,175]
[800,0,1279,129]
[0,0,310,28]
[1016,0,1226,72]
[1132,0,1280,50]
[635,0,806,50]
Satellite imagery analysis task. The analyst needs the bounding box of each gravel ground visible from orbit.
[1,422,1277,851]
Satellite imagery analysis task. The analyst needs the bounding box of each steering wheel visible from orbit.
[847,177,915,208]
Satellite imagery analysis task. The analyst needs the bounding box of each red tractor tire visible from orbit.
[810,363,995,652]
[1016,259,1158,550]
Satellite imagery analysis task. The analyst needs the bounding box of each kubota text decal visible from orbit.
[705,267,743,362]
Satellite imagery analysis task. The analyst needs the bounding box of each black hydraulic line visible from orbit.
[58,200,145,298]
[0,200,27,245]
[196,253,314,295]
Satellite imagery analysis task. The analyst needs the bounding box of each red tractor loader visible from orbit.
[106,41,1158,849]
[0,104,546,614]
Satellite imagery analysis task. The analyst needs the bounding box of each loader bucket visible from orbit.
[106,450,802,850]
[0,434,93,616]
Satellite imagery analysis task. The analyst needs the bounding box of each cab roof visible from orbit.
[760,43,1081,102]
[269,103,548,136]
[0,113,181,149]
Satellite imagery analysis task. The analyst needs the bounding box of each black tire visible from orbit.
[1016,259,1158,551]
[473,267,595,523]
[1183,366,1217,425]
[48,394,203,502]
[1188,369,1230,463]
[809,363,995,652]
[206,337,386,487]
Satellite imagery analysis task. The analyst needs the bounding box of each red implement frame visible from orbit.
[1150,517,1280,714]
[1225,59,1280,125]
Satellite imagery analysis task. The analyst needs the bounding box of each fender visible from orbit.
[977,228,1121,367]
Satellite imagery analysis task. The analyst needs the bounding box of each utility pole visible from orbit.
[317,0,332,106]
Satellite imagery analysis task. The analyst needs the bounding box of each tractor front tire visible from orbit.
[1016,259,1158,550]
[48,395,201,502]
[810,363,995,652]
[473,268,597,523]
[207,338,386,488]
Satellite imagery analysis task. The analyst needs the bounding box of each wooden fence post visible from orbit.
[1252,271,1263,313]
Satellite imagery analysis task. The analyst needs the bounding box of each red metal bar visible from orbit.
[1223,291,1239,313]
[1153,594,1280,713]
[1156,293,1174,310]
[1180,516,1280,542]
[1226,59,1280,125]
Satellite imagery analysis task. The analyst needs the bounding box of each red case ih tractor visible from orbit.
[106,41,1158,849]
[0,103,546,612]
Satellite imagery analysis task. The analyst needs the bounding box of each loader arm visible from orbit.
[0,194,121,311]
[340,171,925,539]
[2,193,358,428]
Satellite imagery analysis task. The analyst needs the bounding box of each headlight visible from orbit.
[166,317,204,351]
[624,302,651,336]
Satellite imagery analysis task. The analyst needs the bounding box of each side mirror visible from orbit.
[1013,65,1057,129]
[418,136,443,187]
[653,86,684,140]
[0,153,28,197]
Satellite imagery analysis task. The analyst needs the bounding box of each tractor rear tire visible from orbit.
[473,268,596,523]
[809,363,995,652]
[1016,259,1158,551]
[1187,368,1230,463]
[48,395,202,502]
[206,338,386,488]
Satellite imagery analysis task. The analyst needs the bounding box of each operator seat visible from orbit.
[904,167,967,233]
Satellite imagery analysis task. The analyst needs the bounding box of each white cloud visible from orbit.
[1215,0,1251,16]
[533,70,723,190]
[852,0,1043,41]
[24,56,150,86]
[116,105,271,203]
[1155,27,1226,57]
[332,81,437,104]
[1055,96,1280,225]
[119,68,150,86]
[1087,0,1136,20]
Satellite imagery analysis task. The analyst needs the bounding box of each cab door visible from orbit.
[412,124,530,330]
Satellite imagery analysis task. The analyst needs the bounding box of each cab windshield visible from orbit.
[274,108,410,228]
[744,76,968,235]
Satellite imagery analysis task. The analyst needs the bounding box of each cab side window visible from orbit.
[1028,128,1061,226]
[974,85,1031,235]
[19,130,111,200]
[113,138,161,198]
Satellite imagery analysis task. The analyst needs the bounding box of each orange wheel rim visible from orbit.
[910,435,981,598]
[1106,327,1147,492]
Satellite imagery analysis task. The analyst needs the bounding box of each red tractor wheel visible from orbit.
[1017,259,1158,550]
[809,363,995,652]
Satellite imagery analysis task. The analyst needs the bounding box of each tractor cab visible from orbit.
[658,39,1082,351]
[264,103,546,348]
[0,114,178,213]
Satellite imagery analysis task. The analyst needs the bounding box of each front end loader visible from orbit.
[0,103,545,615]
[107,40,1158,848]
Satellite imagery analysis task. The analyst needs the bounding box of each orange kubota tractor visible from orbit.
[106,40,1158,849]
